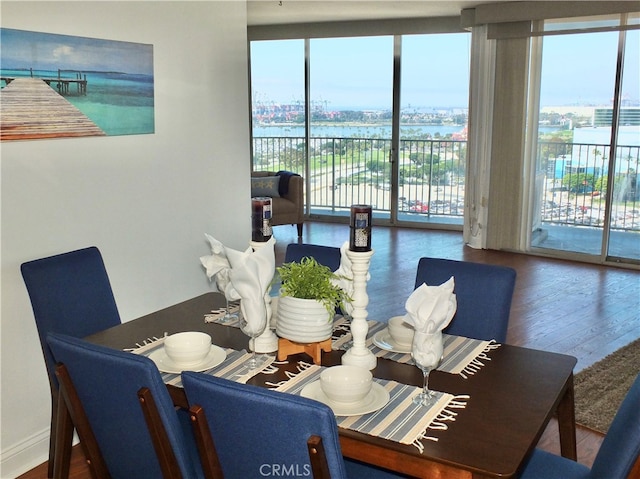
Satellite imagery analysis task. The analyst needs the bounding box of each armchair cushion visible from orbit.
[251,176,280,198]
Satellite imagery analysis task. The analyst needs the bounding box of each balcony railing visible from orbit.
[252,136,640,232]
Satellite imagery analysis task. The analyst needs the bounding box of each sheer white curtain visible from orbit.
[463,24,495,249]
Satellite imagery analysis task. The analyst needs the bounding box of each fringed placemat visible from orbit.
[203,300,241,326]
[332,318,499,379]
[272,363,469,453]
[127,336,277,386]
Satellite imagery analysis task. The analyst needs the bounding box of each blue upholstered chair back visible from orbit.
[47,333,203,479]
[520,373,640,479]
[182,372,348,478]
[285,243,342,271]
[21,246,121,390]
[414,257,516,343]
[590,373,640,479]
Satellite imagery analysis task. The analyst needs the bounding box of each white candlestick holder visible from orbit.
[341,248,376,370]
[249,240,279,353]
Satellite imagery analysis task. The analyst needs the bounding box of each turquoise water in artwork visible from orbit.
[1,68,154,136]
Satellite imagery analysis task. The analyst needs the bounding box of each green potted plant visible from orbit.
[275,257,351,343]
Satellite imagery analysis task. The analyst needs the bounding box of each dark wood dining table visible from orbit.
[85,292,578,479]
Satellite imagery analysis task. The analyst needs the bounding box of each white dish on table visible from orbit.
[300,380,389,416]
[372,329,412,354]
[149,345,226,374]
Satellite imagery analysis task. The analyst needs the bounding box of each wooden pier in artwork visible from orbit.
[1,69,88,96]
[0,78,106,141]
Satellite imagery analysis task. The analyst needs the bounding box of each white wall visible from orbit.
[0,2,251,476]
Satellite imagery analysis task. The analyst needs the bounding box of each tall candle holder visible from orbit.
[341,248,376,370]
[249,239,279,353]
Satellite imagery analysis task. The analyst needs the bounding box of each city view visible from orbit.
[250,27,639,260]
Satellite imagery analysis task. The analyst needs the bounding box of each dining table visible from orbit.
[85,292,578,479]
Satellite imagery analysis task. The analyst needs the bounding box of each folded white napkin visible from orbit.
[200,234,239,301]
[403,277,457,334]
[225,237,276,336]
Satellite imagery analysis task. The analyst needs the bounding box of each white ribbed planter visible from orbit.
[276,296,333,343]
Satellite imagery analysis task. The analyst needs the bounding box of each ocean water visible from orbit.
[1,69,154,136]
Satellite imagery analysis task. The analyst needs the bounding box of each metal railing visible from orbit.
[253,136,640,232]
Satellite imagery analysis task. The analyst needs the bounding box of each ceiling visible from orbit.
[246,1,496,26]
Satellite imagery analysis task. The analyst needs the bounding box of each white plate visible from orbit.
[300,381,390,416]
[372,329,412,354]
[149,345,226,374]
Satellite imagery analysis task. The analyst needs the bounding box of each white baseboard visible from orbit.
[0,428,50,479]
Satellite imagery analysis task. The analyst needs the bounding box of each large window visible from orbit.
[528,14,640,262]
[249,30,471,227]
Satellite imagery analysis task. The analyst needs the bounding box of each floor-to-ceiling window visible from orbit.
[249,22,471,228]
[250,39,305,173]
[308,36,394,218]
[528,13,640,263]
[398,34,470,226]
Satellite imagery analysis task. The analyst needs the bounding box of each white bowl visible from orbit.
[164,332,211,367]
[320,365,372,404]
[387,315,414,347]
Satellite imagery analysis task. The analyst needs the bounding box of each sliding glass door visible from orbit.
[308,36,394,219]
[249,31,470,227]
[398,33,470,226]
[529,15,640,262]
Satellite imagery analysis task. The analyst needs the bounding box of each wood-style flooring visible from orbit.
[18,222,640,478]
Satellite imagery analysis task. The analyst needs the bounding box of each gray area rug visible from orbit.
[574,337,640,433]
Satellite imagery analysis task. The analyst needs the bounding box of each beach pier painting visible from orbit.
[0,28,154,141]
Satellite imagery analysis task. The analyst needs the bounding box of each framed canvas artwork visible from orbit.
[0,28,154,141]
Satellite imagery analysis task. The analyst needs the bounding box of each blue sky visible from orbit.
[0,28,153,75]
[251,29,639,110]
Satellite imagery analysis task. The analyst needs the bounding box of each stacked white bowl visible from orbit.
[320,365,372,404]
[164,331,211,368]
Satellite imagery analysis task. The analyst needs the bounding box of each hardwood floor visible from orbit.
[19,222,639,478]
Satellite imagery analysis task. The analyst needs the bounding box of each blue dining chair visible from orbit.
[285,243,342,272]
[47,332,206,479]
[21,246,122,477]
[520,373,640,479]
[182,372,406,479]
[414,257,516,343]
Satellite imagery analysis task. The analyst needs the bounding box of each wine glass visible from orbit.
[411,331,444,407]
[239,312,267,370]
[215,273,238,324]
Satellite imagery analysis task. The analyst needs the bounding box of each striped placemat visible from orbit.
[202,309,498,378]
[127,337,277,386]
[273,363,468,453]
[332,318,499,378]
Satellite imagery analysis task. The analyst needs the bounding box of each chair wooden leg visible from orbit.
[137,387,184,479]
[55,363,111,479]
[48,392,58,478]
[297,223,303,237]
[188,405,224,479]
[52,389,73,479]
[307,435,331,479]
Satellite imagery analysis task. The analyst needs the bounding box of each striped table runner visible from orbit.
[273,363,468,453]
[128,337,277,387]
[332,318,500,378]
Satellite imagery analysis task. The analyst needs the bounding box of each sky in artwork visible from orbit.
[0,28,153,75]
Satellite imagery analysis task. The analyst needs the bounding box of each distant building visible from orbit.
[593,107,640,127]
